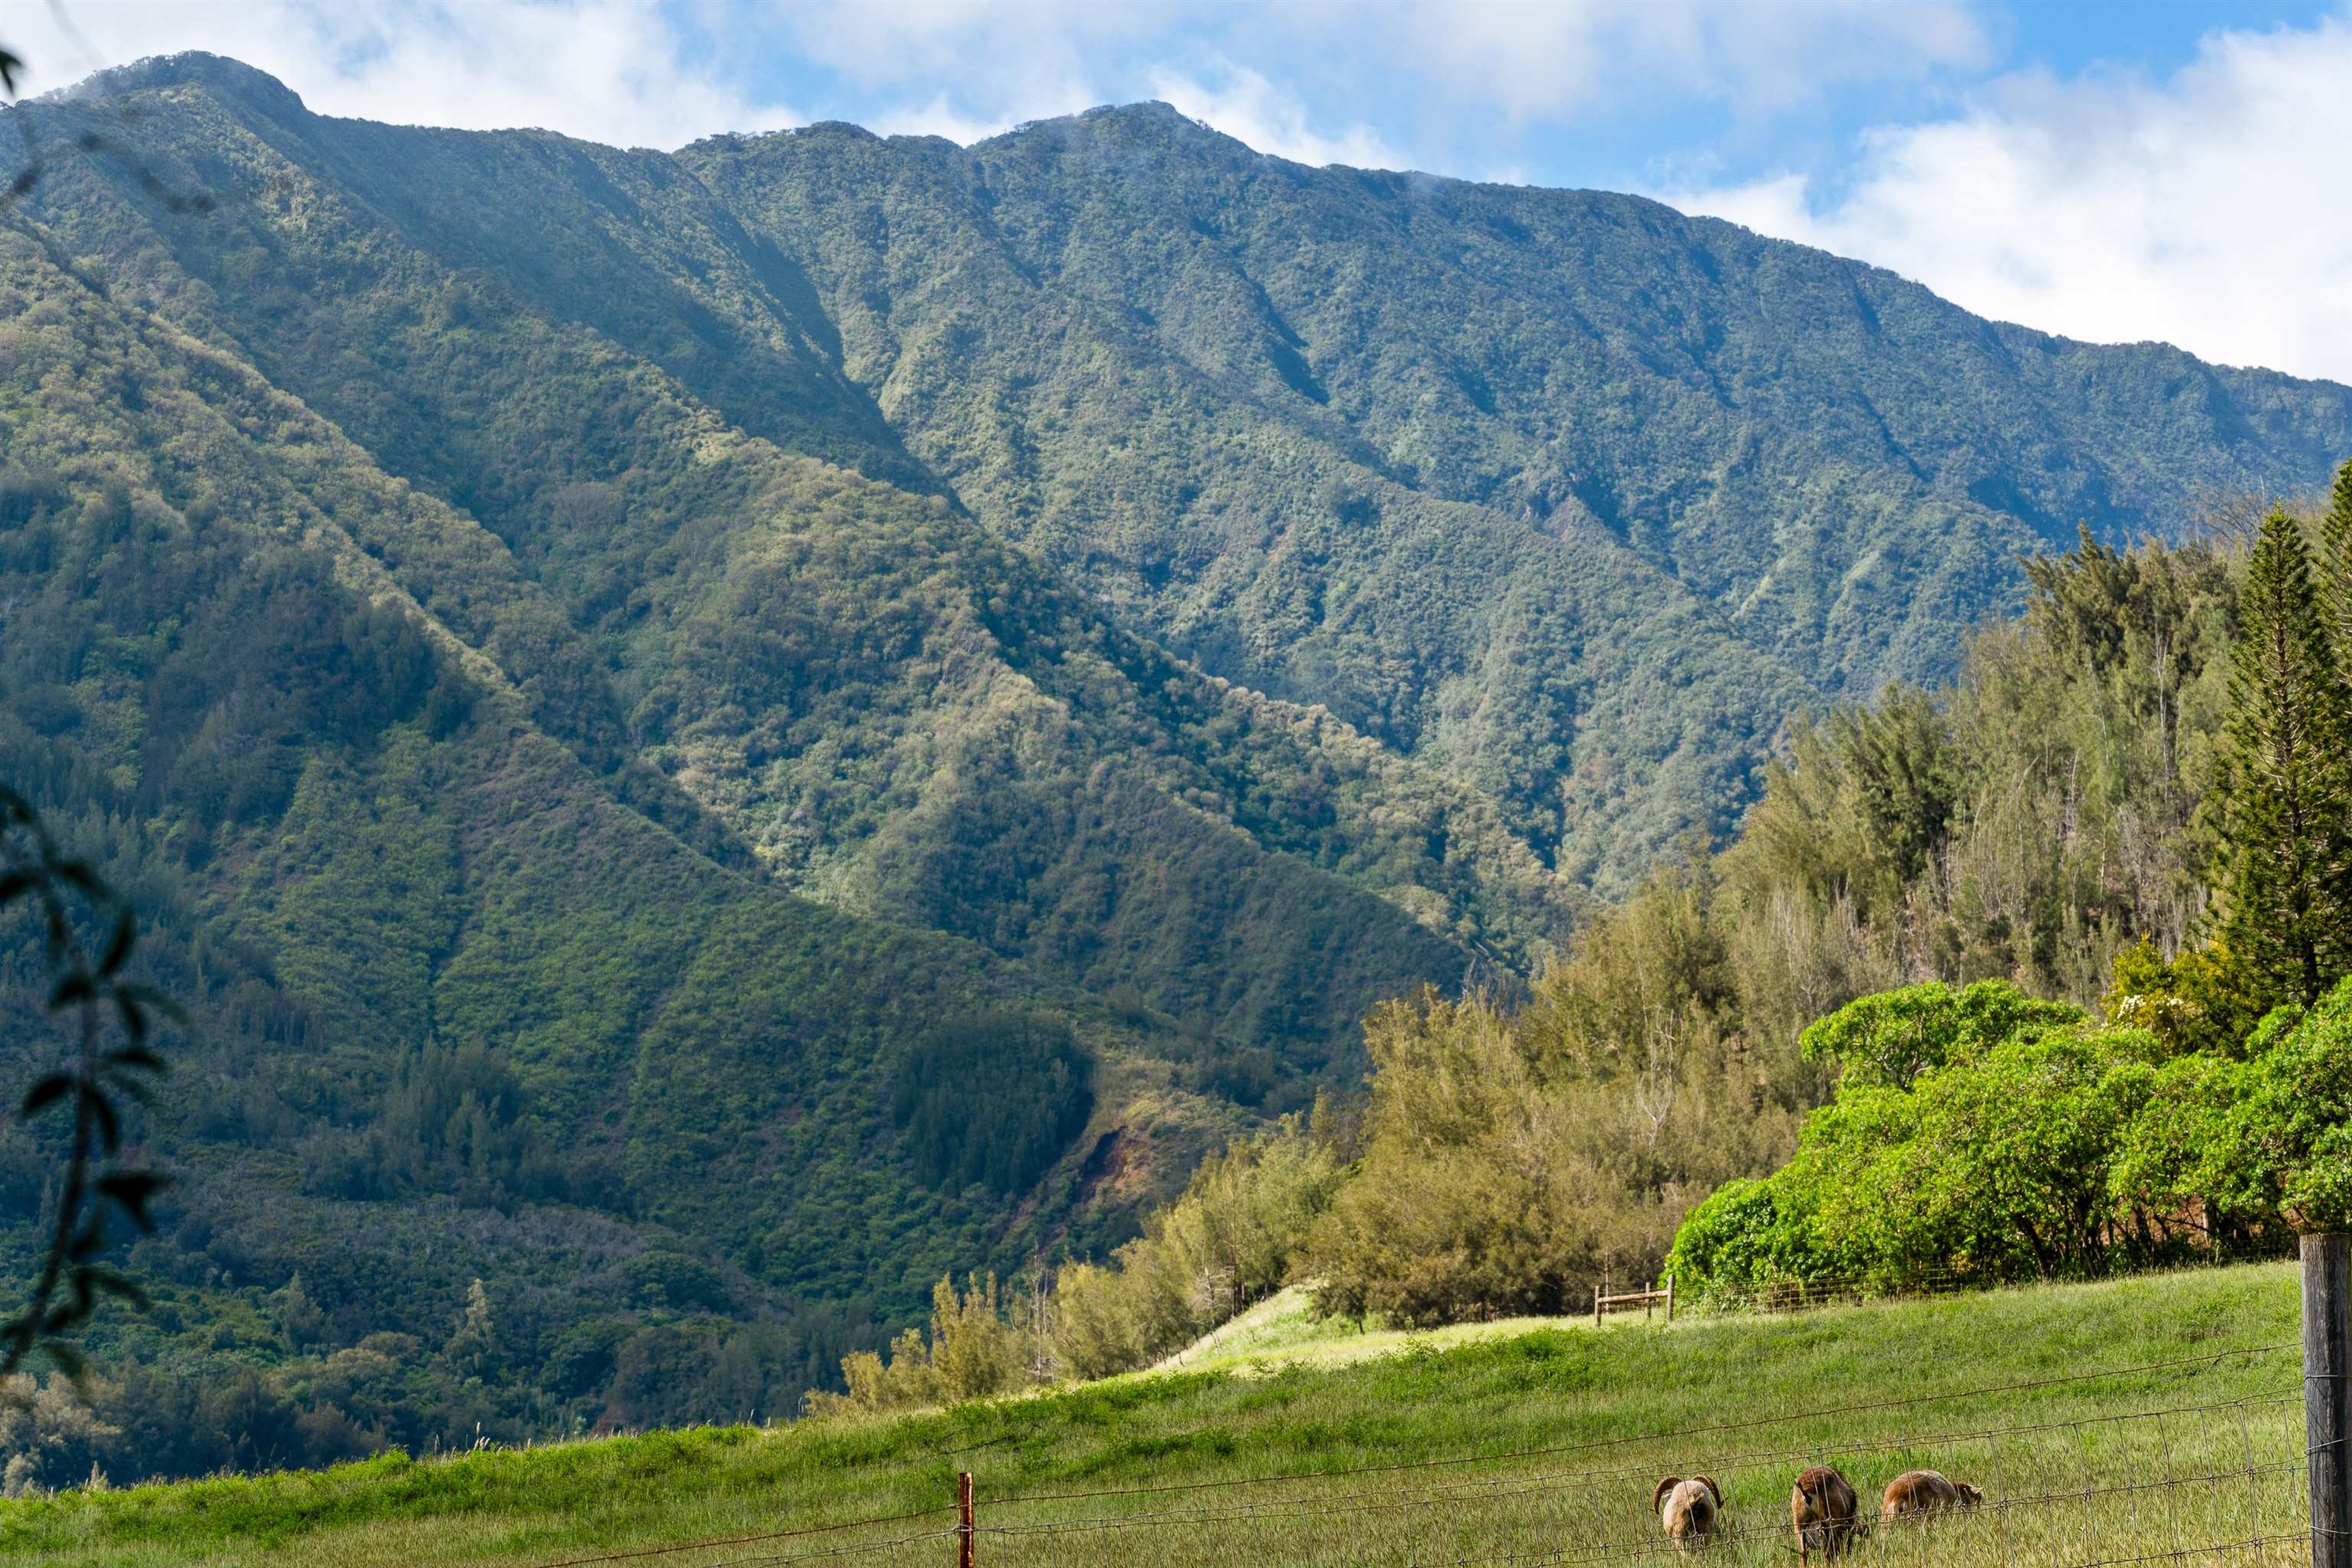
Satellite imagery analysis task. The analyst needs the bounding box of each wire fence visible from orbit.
[1668,1250,2298,1321]
[531,1339,2311,1567]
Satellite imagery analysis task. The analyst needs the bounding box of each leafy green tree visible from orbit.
[2102,937,2267,1059]
[2108,1053,2273,1253]
[2210,508,2352,1005]
[1798,980,2084,1089]
[1662,1178,1837,1302]
[2225,982,2352,1231]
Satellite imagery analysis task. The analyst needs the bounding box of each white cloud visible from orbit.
[11,0,799,149]
[767,0,1989,151]
[864,93,1020,146]
[1661,13,2352,382]
[769,0,1119,139]
[1378,0,1990,120]
[1145,60,1403,169]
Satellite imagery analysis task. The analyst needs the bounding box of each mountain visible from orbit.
[0,53,2346,1458]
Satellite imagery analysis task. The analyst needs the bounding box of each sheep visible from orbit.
[1881,1468,1983,1526]
[1791,1465,1864,1563]
[1651,1475,1722,1551]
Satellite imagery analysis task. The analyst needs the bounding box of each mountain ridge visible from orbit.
[2,53,2348,1450]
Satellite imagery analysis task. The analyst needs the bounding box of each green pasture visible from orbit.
[0,1262,2305,1567]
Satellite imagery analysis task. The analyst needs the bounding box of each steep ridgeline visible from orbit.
[0,52,2348,1453]
[0,57,1568,1447]
[680,106,2352,877]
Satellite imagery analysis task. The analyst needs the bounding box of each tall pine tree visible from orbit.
[2324,459,2352,667]
[2213,506,2352,1005]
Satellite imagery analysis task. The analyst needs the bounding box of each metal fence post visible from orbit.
[2305,1233,2350,1568]
[958,1470,975,1568]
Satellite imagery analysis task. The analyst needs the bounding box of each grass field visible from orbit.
[0,1262,2308,1567]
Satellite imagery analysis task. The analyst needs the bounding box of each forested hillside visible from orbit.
[2,51,2350,1481]
[814,498,2348,1406]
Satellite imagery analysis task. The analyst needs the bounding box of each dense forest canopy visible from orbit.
[2,51,2350,1485]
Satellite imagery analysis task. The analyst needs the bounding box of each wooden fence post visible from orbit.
[2306,1233,2350,1568]
[958,1469,975,1568]
[1665,1275,1675,1324]
[1592,1285,1601,1328]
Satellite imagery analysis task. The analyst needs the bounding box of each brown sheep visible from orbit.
[1881,1468,1983,1524]
[1651,1475,1722,1551]
[1791,1465,1863,1563]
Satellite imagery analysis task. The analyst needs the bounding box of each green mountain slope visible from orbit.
[2,52,2349,1463]
[0,57,1580,1452]
[683,103,2352,871]
[0,218,1238,1411]
[15,57,1575,1057]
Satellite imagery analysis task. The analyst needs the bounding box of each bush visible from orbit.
[1051,1117,1339,1379]
[802,1274,1027,1417]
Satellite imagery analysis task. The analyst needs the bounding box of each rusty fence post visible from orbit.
[2307,1234,2350,1568]
[957,1469,975,1568]
[1665,1275,1676,1324]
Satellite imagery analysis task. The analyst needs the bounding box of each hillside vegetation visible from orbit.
[4,50,2351,1476]
[0,1262,2301,1566]
[825,483,2352,1398]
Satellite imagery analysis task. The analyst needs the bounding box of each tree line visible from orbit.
[810,469,2352,1412]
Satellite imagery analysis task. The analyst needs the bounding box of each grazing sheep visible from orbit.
[1791,1465,1863,1563]
[1651,1475,1722,1551]
[1882,1468,1983,1524]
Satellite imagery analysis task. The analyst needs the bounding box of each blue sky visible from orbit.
[18,2,2352,381]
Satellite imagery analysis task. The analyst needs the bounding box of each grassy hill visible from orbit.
[0,1261,2304,1566]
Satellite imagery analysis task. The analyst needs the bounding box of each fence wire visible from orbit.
[526,1342,2308,1567]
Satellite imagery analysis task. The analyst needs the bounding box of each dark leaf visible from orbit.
[19,1073,72,1118]
[103,1072,159,1109]
[104,1044,166,1073]
[98,908,135,976]
[68,1218,107,1262]
[83,1267,149,1308]
[41,1341,86,1380]
[116,984,188,1026]
[99,1171,167,1228]
[89,1090,119,1152]
[49,970,96,1008]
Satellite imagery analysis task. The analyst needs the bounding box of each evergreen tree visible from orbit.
[2212,508,2352,1004]
[2324,460,2352,667]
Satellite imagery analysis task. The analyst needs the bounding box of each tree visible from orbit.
[444,1279,496,1379]
[2210,508,2352,1005]
[1799,980,2085,1090]
[2323,459,2352,669]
